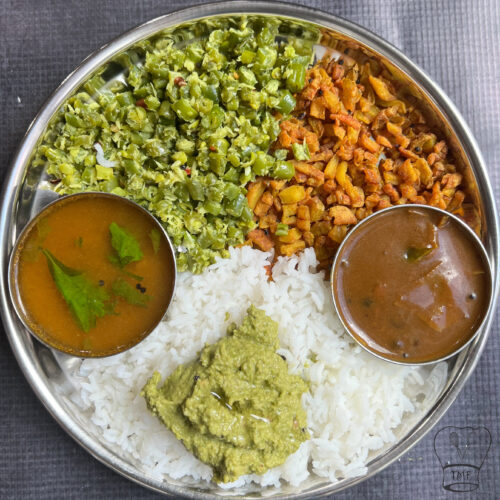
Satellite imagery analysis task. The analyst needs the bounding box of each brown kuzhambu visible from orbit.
[332,205,492,364]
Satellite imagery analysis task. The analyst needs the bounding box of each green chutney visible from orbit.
[142,306,310,483]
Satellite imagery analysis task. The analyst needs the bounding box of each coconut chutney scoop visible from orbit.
[331,205,493,365]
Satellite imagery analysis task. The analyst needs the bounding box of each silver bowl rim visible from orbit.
[329,204,494,367]
[0,1,498,498]
[7,191,178,359]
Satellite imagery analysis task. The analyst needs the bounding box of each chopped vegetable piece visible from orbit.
[275,223,289,236]
[368,75,396,101]
[275,91,296,115]
[279,185,306,204]
[273,161,295,180]
[278,227,301,243]
[292,142,310,161]
[286,62,307,93]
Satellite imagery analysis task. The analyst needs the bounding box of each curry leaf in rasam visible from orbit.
[109,222,143,267]
[42,249,113,332]
[112,277,151,308]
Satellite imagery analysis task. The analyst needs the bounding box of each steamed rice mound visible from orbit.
[68,246,446,489]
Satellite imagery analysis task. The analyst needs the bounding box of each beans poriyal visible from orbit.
[34,17,317,273]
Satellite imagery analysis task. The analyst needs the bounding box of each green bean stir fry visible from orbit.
[35,17,316,272]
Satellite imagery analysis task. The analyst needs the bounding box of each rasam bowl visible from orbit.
[8,192,177,358]
[0,1,498,498]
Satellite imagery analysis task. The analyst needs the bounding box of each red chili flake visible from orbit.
[174,76,187,87]
[209,145,217,152]
[185,167,191,175]
[135,98,147,108]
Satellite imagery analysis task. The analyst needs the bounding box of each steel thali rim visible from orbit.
[0,1,498,498]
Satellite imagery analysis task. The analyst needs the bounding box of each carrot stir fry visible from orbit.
[245,55,477,270]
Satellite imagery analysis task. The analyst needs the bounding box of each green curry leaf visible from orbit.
[42,249,113,332]
[405,246,433,262]
[112,277,151,307]
[109,222,143,267]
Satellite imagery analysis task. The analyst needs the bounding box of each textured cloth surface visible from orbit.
[0,0,499,498]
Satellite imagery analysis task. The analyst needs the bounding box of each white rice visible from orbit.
[64,246,447,490]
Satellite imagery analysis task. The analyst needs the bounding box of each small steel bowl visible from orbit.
[7,192,177,358]
[330,205,494,366]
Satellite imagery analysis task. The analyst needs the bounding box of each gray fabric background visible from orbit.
[0,0,499,498]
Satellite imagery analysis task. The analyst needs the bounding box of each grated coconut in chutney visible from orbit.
[142,306,310,483]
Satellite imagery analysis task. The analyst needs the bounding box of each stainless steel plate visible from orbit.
[1,1,498,498]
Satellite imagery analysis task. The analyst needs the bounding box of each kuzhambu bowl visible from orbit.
[8,192,177,357]
[330,205,494,366]
[0,1,498,498]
